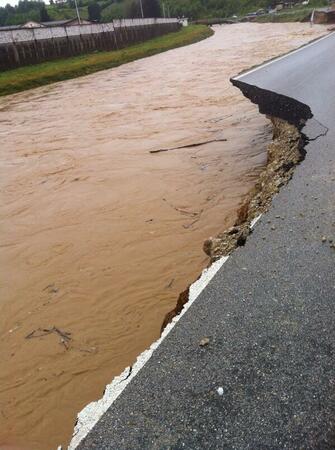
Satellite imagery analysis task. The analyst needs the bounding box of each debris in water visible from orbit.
[78,347,97,354]
[150,138,227,154]
[25,327,72,350]
[199,337,210,347]
[165,278,175,289]
[60,338,69,350]
[8,325,20,334]
[43,283,59,294]
[183,218,201,229]
[162,198,202,218]
[217,387,224,396]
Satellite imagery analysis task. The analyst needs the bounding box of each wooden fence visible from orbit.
[0,18,180,70]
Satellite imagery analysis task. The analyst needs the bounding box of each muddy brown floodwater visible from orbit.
[0,23,327,450]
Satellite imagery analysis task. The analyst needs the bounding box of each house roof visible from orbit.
[41,19,74,27]
[41,18,93,27]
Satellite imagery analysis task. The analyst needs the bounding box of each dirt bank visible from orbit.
[162,114,305,329]
[204,116,304,260]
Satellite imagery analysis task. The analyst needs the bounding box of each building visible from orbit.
[21,20,43,28]
[313,7,335,23]
[41,18,93,27]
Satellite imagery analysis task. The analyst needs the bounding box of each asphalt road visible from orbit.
[76,32,335,449]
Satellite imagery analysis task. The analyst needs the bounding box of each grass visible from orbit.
[0,25,213,97]
[255,0,328,22]
[256,8,313,22]
[47,5,89,20]
[100,2,125,21]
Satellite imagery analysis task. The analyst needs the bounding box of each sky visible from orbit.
[1,0,19,6]
[0,0,50,7]
[0,0,17,6]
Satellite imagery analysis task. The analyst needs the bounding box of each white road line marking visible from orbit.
[233,31,335,80]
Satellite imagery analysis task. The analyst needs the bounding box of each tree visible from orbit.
[39,4,50,21]
[142,0,161,17]
[5,3,15,13]
[88,1,101,21]
[124,0,140,17]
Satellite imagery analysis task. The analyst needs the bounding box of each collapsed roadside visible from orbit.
[162,81,315,330]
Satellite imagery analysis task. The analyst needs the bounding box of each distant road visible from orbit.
[233,31,335,128]
[75,31,335,449]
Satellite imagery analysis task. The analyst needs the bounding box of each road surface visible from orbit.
[73,31,335,449]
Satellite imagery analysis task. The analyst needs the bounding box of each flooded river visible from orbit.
[0,23,326,450]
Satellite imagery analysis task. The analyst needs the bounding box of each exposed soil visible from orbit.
[162,116,304,329]
[204,117,304,261]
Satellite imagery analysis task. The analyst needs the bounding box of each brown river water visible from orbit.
[0,23,326,450]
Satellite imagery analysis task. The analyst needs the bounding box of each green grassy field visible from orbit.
[256,8,312,22]
[0,25,213,97]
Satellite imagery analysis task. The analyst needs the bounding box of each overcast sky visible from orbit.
[0,0,50,7]
[0,0,17,6]
[1,0,19,6]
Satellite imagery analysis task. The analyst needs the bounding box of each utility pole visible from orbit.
[139,0,144,18]
[74,0,81,24]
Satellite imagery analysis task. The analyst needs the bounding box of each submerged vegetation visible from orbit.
[0,25,213,97]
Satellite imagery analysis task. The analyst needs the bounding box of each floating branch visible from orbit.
[25,326,72,350]
[165,278,175,289]
[150,138,227,154]
[183,218,201,229]
[162,198,203,217]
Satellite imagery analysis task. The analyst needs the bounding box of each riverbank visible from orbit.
[162,115,305,328]
[0,25,213,97]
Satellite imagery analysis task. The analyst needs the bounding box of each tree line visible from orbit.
[0,0,279,26]
[0,0,163,26]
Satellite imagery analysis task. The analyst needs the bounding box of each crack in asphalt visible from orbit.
[119,366,133,383]
[307,118,329,141]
